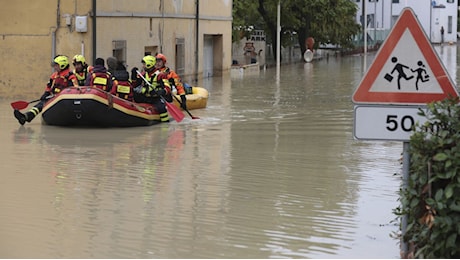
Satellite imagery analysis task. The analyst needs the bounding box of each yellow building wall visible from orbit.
[0,0,93,98]
[1,0,232,99]
[96,0,232,80]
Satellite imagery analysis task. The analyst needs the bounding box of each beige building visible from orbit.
[0,0,232,98]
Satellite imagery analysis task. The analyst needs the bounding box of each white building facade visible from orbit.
[355,0,458,44]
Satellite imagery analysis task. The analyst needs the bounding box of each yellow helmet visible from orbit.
[142,55,156,69]
[72,54,86,65]
[53,55,69,69]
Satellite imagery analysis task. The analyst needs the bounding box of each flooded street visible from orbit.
[0,44,457,258]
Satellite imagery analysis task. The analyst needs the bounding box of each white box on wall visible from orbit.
[75,16,87,32]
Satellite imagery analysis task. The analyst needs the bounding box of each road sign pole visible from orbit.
[401,141,410,257]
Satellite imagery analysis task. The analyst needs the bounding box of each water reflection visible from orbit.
[434,44,457,83]
[0,44,457,258]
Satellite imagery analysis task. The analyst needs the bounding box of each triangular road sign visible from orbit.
[352,7,458,105]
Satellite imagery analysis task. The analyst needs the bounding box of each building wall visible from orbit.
[0,0,232,98]
[355,0,457,44]
[392,0,457,43]
[0,0,93,98]
[94,0,232,81]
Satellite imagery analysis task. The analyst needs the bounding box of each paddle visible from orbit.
[10,99,41,110]
[172,94,200,119]
[10,95,53,110]
[136,71,185,123]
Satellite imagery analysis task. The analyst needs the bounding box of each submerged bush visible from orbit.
[397,97,460,258]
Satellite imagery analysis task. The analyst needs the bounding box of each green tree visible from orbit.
[233,0,361,60]
[232,0,260,42]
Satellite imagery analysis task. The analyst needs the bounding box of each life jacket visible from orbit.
[142,71,167,97]
[73,69,88,86]
[111,70,133,101]
[47,68,73,94]
[90,72,111,91]
[159,67,185,95]
[113,80,133,101]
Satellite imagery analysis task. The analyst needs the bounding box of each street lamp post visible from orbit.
[276,0,280,82]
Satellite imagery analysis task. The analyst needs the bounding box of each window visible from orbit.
[112,40,126,65]
[391,15,398,27]
[448,16,452,33]
[250,30,265,41]
[447,0,454,3]
[175,38,185,75]
[144,46,158,57]
[392,0,399,3]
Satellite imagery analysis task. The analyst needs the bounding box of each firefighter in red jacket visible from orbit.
[14,55,76,125]
[155,53,187,110]
[131,55,171,122]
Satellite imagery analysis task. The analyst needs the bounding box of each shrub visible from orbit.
[397,97,460,258]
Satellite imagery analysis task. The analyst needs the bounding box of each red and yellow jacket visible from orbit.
[110,70,133,101]
[85,65,112,91]
[73,66,92,86]
[45,68,75,94]
[134,69,171,97]
[157,66,185,95]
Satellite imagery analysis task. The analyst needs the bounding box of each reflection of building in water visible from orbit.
[434,44,457,83]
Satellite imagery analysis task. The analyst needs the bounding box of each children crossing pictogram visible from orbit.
[384,57,430,91]
[385,57,414,90]
[352,7,458,105]
[411,60,429,90]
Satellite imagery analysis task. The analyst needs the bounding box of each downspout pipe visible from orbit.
[92,0,97,63]
[195,0,199,81]
[52,30,56,59]
[51,29,57,73]
[51,0,61,72]
[160,0,164,53]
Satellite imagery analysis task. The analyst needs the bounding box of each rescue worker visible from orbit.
[72,54,90,86]
[155,53,187,110]
[132,55,171,122]
[110,62,134,101]
[14,55,75,125]
[85,57,112,92]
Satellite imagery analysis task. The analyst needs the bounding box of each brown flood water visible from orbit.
[0,44,457,258]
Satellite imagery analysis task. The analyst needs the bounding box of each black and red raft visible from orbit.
[41,86,161,127]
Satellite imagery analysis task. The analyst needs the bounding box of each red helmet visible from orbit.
[156,53,167,63]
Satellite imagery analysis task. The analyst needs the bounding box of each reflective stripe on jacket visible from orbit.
[73,70,88,86]
[141,71,171,97]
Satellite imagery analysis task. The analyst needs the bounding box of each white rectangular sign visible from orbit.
[353,105,428,141]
